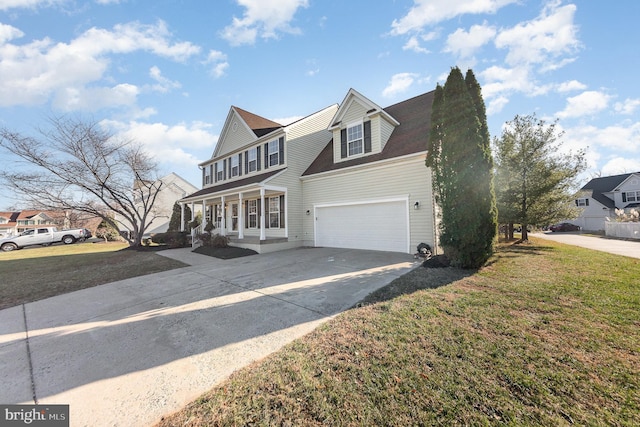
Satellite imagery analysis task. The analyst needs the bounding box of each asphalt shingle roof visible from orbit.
[580,172,639,208]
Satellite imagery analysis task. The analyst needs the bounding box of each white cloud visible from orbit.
[444,23,496,59]
[0,23,24,43]
[615,98,640,115]
[390,0,517,36]
[0,21,200,109]
[382,73,418,98]
[486,95,509,115]
[53,83,139,111]
[494,2,580,69]
[149,66,181,93]
[104,119,218,167]
[556,80,587,92]
[403,36,430,54]
[601,157,640,175]
[270,115,303,125]
[205,50,229,78]
[556,91,611,119]
[0,0,64,11]
[221,0,309,46]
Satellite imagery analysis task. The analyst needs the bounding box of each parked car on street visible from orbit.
[0,227,90,251]
[549,222,581,232]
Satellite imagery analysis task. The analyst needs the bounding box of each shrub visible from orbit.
[151,231,189,248]
[197,233,229,248]
[96,226,121,242]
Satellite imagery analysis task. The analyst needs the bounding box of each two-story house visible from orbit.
[180,88,437,254]
[572,172,640,231]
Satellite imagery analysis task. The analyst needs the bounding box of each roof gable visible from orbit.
[213,107,283,160]
[580,172,640,208]
[329,88,399,130]
[303,90,434,176]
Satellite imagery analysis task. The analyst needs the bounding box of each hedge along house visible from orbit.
[180,88,438,254]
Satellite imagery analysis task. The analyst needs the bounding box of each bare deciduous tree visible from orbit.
[0,116,163,247]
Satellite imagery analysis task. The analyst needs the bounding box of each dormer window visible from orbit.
[347,122,363,156]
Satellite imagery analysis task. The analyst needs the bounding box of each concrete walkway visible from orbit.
[531,232,640,259]
[0,247,418,427]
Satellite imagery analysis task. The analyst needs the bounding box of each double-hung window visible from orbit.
[231,155,239,177]
[347,122,363,156]
[576,198,589,207]
[624,191,640,202]
[248,147,257,172]
[269,197,280,228]
[268,139,279,166]
[248,200,258,228]
[216,160,225,181]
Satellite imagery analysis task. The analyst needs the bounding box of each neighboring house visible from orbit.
[0,210,76,237]
[572,172,640,231]
[180,88,437,254]
[117,172,199,237]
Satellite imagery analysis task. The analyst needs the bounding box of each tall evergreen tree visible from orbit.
[426,67,497,268]
[168,202,191,232]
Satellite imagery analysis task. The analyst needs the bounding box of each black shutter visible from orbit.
[258,199,261,229]
[575,200,578,206]
[245,201,248,229]
[280,195,285,228]
[341,129,347,158]
[238,153,243,176]
[364,121,372,153]
[257,146,262,171]
[228,158,232,178]
[265,197,270,229]
[279,137,285,165]
[264,143,269,169]
[586,199,589,206]
[209,164,214,183]
[214,163,218,183]
[202,167,205,186]
[623,193,627,203]
[244,150,249,174]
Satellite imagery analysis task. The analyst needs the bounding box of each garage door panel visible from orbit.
[315,200,408,253]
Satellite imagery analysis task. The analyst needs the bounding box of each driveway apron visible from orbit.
[0,247,418,427]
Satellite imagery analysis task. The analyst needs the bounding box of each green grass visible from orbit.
[156,238,640,426]
[0,241,187,309]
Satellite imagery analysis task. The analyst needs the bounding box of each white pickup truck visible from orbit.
[0,227,91,252]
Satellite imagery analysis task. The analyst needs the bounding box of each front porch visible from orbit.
[181,176,290,253]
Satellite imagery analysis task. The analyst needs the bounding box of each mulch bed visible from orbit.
[422,254,451,268]
[193,245,258,259]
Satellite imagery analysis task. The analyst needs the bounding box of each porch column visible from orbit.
[190,202,195,224]
[238,192,244,239]
[180,203,185,232]
[220,195,226,236]
[202,200,206,228]
[260,188,266,241]
[284,190,288,238]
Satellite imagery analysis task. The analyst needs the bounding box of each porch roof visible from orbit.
[180,169,282,202]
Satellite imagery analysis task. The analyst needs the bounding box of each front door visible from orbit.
[228,203,238,232]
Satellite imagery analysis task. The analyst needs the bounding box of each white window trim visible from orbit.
[269,196,280,228]
[576,198,588,206]
[346,121,364,157]
[248,199,258,229]
[231,155,240,177]
[268,139,279,167]
[216,160,225,181]
[248,147,257,172]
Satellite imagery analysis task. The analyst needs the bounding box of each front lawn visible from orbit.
[157,238,640,426]
[0,241,187,310]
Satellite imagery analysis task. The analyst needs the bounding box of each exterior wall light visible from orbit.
[414,201,420,210]
[306,209,310,215]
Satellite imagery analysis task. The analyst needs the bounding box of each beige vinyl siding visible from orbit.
[302,155,435,253]
[380,116,395,150]
[267,105,338,244]
[217,111,257,158]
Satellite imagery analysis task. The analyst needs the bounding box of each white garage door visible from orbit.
[315,200,409,253]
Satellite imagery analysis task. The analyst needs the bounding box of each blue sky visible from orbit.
[1,0,639,209]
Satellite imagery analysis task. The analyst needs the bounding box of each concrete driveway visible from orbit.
[0,247,418,427]
[531,232,640,259]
